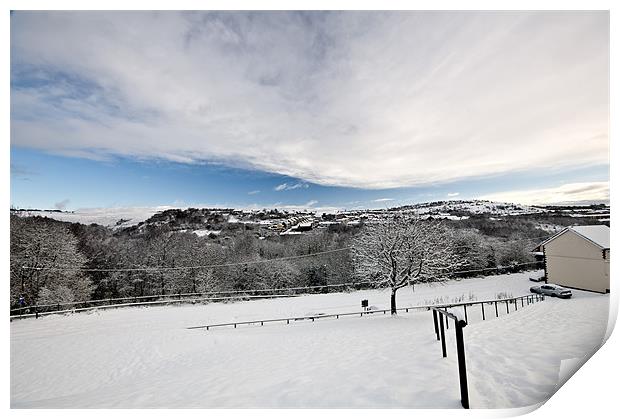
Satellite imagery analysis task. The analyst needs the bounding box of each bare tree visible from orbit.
[10,215,93,306]
[351,216,464,315]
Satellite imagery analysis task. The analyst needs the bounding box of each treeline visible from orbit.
[10,215,355,308]
[9,213,542,308]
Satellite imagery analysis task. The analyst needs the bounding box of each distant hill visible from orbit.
[10,200,609,233]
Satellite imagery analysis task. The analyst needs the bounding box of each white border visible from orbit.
[3,1,617,419]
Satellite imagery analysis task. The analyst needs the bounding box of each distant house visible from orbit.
[532,225,610,293]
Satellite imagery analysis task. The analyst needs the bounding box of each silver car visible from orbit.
[530,284,572,299]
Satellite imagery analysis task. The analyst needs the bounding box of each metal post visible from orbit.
[505,300,509,314]
[463,305,468,323]
[433,309,439,340]
[439,312,447,358]
[514,299,518,311]
[521,297,524,308]
[495,301,498,317]
[481,302,485,320]
[455,320,470,409]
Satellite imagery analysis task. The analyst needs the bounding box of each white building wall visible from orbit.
[544,230,609,293]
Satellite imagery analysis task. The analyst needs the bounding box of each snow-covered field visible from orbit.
[12,207,171,228]
[10,271,610,409]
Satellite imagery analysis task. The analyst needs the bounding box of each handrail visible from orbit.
[9,294,300,320]
[187,293,543,330]
[10,280,373,313]
[433,306,460,321]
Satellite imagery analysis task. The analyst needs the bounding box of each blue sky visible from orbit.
[10,11,609,211]
[10,146,609,211]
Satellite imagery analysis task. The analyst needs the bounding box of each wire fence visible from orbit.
[10,261,543,318]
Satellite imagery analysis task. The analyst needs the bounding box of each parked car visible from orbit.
[529,275,546,282]
[530,284,572,299]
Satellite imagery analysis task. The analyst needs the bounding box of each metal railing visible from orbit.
[431,293,546,409]
[187,293,547,331]
[9,293,302,320]
[10,281,374,319]
[433,307,469,408]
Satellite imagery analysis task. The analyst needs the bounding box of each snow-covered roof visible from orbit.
[569,225,610,249]
[536,225,610,250]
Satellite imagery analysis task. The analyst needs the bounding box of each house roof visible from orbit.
[570,225,610,249]
[536,225,610,250]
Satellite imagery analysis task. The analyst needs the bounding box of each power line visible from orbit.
[20,247,351,272]
[13,261,544,312]
[18,234,551,273]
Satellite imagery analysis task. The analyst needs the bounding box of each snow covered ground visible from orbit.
[12,206,171,228]
[10,271,610,409]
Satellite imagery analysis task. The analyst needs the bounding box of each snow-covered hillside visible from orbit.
[10,271,609,409]
[11,206,172,228]
[397,200,545,216]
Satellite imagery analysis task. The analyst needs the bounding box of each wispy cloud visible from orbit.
[480,181,609,205]
[11,11,609,189]
[447,192,460,197]
[274,182,309,191]
[306,200,318,206]
[10,164,37,180]
[373,198,394,202]
[247,190,260,195]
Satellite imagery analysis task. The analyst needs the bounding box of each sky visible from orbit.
[10,11,610,211]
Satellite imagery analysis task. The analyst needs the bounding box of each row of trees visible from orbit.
[10,214,537,311]
[10,215,356,308]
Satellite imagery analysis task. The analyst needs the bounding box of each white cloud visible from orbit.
[247,190,260,195]
[373,198,394,202]
[480,181,609,205]
[274,182,309,191]
[11,11,609,189]
[306,200,319,206]
[447,192,460,197]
